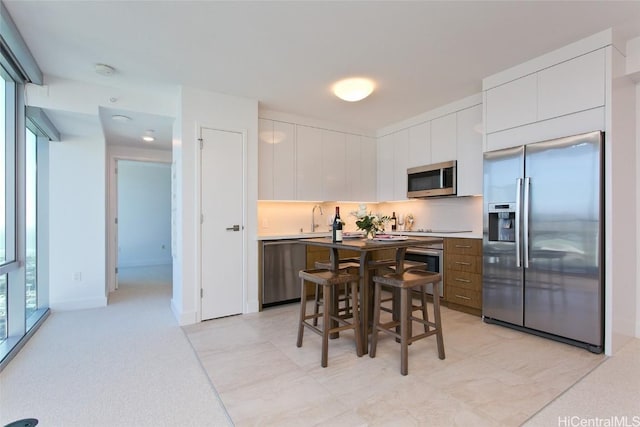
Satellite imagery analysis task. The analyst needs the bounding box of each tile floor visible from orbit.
[184,300,604,426]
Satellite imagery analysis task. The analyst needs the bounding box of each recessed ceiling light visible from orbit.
[111,114,132,122]
[332,77,375,102]
[95,63,116,76]
[142,129,155,142]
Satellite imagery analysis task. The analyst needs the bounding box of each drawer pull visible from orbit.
[455,294,472,300]
[454,278,471,283]
[455,245,472,248]
[455,261,472,266]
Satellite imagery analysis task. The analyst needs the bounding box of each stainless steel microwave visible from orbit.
[407,160,457,198]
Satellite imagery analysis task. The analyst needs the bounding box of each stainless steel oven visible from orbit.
[405,243,444,297]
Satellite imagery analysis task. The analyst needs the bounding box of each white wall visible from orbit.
[605,40,638,353]
[637,82,640,338]
[257,198,483,237]
[117,161,171,268]
[49,135,106,310]
[172,86,258,325]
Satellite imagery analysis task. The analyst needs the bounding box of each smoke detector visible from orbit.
[95,63,116,76]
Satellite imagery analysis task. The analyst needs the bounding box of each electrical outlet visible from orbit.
[73,272,82,281]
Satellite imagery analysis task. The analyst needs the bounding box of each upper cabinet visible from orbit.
[376,129,410,202]
[484,48,606,151]
[346,134,377,201]
[296,125,324,201]
[376,96,483,201]
[322,130,347,201]
[431,112,457,163]
[376,132,395,201]
[485,74,537,134]
[392,129,409,201]
[407,122,431,168]
[456,104,483,196]
[259,117,376,201]
[537,49,605,121]
[258,119,295,200]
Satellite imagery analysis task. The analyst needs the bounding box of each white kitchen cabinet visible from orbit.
[538,49,605,121]
[431,112,457,163]
[296,125,323,201]
[346,134,377,202]
[392,129,409,200]
[323,130,347,201]
[408,122,431,168]
[377,133,394,201]
[360,136,377,201]
[485,73,537,134]
[456,104,483,196]
[345,134,361,201]
[258,119,295,200]
[258,118,274,199]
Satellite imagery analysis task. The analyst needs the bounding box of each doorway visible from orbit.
[114,160,172,292]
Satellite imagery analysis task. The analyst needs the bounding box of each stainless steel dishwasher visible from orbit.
[262,240,306,307]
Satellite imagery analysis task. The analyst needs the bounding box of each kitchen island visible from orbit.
[299,236,443,354]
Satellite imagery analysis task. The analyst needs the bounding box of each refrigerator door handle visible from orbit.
[515,178,522,268]
[523,177,531,269]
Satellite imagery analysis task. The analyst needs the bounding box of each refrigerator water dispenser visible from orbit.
[488,203,516,242]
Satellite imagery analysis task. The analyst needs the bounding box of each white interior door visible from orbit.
[200,127,244,320]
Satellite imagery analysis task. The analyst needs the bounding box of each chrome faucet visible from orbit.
[312,204,323,232]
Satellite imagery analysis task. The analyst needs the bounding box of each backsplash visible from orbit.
[258,197,483,236]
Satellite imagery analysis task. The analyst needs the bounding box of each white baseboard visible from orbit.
[246,299,260,314]
[50,296,108,311]
[171,298,197,325]
[118,260,173,268]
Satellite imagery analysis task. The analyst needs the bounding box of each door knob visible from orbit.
[226,225,240,231]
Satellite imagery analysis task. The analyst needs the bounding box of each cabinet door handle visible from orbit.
[455,278,471,283]
[455,294,472,300]
[455,245,472,248]
[455,261,472,266]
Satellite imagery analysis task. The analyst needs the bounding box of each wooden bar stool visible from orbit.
[313,259,361,324]
[297,268,363,368]
[370,270,444,375]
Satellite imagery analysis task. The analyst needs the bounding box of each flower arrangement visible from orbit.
[352,204,389,239]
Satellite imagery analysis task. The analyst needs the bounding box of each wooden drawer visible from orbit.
[446,254,481,274]
[447,285,482,309]
[445,238,481,256]
[445,271,481,292]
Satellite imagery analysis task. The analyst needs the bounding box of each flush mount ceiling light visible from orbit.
[95,63,116,76]
[332,77,375,102]
[142,130,155,142]
[111,114,132,122]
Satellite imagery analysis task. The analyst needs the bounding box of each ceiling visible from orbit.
[5,1,640,148]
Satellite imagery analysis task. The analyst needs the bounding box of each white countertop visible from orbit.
[257,230,481,241]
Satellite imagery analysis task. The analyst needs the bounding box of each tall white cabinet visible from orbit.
[482,28,639,355]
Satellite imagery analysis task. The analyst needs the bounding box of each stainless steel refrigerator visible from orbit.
[482,131,604,353]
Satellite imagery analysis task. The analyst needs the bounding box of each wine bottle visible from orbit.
[391,211,397,231]
[332,207,343,242]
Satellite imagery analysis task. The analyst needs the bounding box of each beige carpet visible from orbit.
[0,265,232,427]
